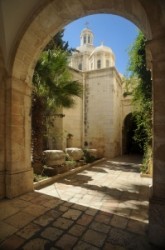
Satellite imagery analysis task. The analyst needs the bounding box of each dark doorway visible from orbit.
[122,113,142,154]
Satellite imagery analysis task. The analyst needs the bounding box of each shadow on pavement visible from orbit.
[0,191,160,250]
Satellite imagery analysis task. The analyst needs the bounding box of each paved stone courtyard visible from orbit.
[0,157,161,250]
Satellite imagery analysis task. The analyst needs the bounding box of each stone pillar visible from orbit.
[5,77,33,198]
[0,54,6,199]
[146,37,165,247]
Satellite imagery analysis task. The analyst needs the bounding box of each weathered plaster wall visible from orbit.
[63,69,83,149]
[111,69,123,156]
[84,67,122,158]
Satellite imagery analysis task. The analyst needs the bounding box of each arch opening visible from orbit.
[11,0,152,82]
[122,113,143,155]
[6,1,153,195]
[2,1,165,248]
[9,1,152,189]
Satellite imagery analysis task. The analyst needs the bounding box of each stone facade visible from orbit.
[48,68,83,150]
[83,67,122,158]
[0,0,165,247]
[63,69,83,149]
[54,28,124,158]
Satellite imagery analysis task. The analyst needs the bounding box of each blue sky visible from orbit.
[63,14,139,75]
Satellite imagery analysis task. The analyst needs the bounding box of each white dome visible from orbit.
[69,27,115,71]
[90,44,114,57]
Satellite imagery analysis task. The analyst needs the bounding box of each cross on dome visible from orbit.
[85,21,89,28]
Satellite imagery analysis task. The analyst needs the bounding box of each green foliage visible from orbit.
[32,31,82,170]
[128,32,152,104]
[44,29,69,51]
[122,76,138,97]
[141,145,152,174]
[65,160,77,169]
[44,29,75,53]
[33,49,82,115]
[128,31,152,172]
[33,173,48,182]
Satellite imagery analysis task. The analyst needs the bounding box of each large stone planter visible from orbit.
[43,150,66,167]
[85,149,98,158]
[65,148,84,161]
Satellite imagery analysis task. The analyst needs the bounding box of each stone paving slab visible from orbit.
[0,157,162,250]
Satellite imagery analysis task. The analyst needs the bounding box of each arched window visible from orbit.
[106,60,110,67]
[78,63,82,70]
[97,59,101,69]
[83,35,86,44]
[88,35,90,43]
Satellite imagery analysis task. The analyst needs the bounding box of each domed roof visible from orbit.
[90,44,114,57]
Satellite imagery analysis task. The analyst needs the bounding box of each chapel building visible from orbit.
[52,27,132,158]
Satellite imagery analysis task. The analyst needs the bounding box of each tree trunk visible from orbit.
[32,96,46,174]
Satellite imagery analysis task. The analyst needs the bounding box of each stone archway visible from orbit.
[0,49,6,199]
[11,0,152,80]
[2,0,165,247]
[7,0,153,199]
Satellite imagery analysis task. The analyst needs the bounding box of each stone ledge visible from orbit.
[140,172,152,178]
[34,158,105,190]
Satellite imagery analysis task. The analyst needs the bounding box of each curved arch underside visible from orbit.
[11,0,152,81]
[2,2,165,246]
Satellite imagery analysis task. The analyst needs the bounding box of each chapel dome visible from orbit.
[90,44,114,57]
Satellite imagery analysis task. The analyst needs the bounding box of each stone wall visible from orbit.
[112,69,123,156]
[0,51,6,198]
[84,67,122,158]
[47,108,64,150]
[50,68,83,150]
